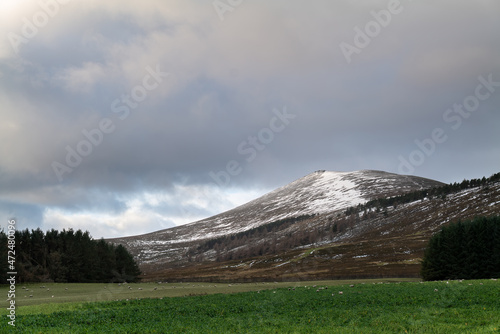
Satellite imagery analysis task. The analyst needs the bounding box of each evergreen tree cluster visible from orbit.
[0,228,141,283]
[345,172,500,216]
[421,216,500,281]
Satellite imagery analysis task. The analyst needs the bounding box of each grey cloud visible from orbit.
[0,0,498,238]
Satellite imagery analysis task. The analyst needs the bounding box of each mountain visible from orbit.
[108,170,448,277]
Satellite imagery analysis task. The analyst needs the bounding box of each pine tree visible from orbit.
[114,244,141,282]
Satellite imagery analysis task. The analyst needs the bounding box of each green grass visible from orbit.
[1,278,415,311]
[1,279,499,333]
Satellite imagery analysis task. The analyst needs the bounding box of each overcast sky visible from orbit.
[1,0,499,238]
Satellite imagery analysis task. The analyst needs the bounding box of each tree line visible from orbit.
[345,172,500,216]
[0,228,141,283]
[190,214,355,262]
[421,216,500,281]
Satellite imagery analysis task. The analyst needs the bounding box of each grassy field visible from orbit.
[1,279,499,333]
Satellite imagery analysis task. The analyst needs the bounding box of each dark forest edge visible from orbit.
[421,216,500,281]
[0,229,141,283]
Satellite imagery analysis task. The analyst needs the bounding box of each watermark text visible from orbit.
[209,106,295,187]
[8,0,73,54]
[51,65,169,182]
[6,219,17,327]
[340,0,412,64]
[398,73,499,174]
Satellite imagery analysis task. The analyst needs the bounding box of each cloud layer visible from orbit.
[1,0,499,237]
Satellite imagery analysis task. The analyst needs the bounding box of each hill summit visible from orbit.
[109,170,444,270]
[109,170,500,281]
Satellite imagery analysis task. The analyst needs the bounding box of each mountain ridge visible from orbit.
[108,169,445,270]
[142,173,500,282]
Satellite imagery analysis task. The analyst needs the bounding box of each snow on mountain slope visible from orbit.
[147,180,500,282]
[109,170,443,264]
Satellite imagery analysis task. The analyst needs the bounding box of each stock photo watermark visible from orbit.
[398,73,500,174]
[51,65,169,182]
[7,0,73,54]
[340,0,412,64]
[213,0,244,21]
[6,219,17,327]
[209,106,295,187]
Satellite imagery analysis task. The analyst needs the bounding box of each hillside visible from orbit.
[147,178,499,282]
[109,170,461,280]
